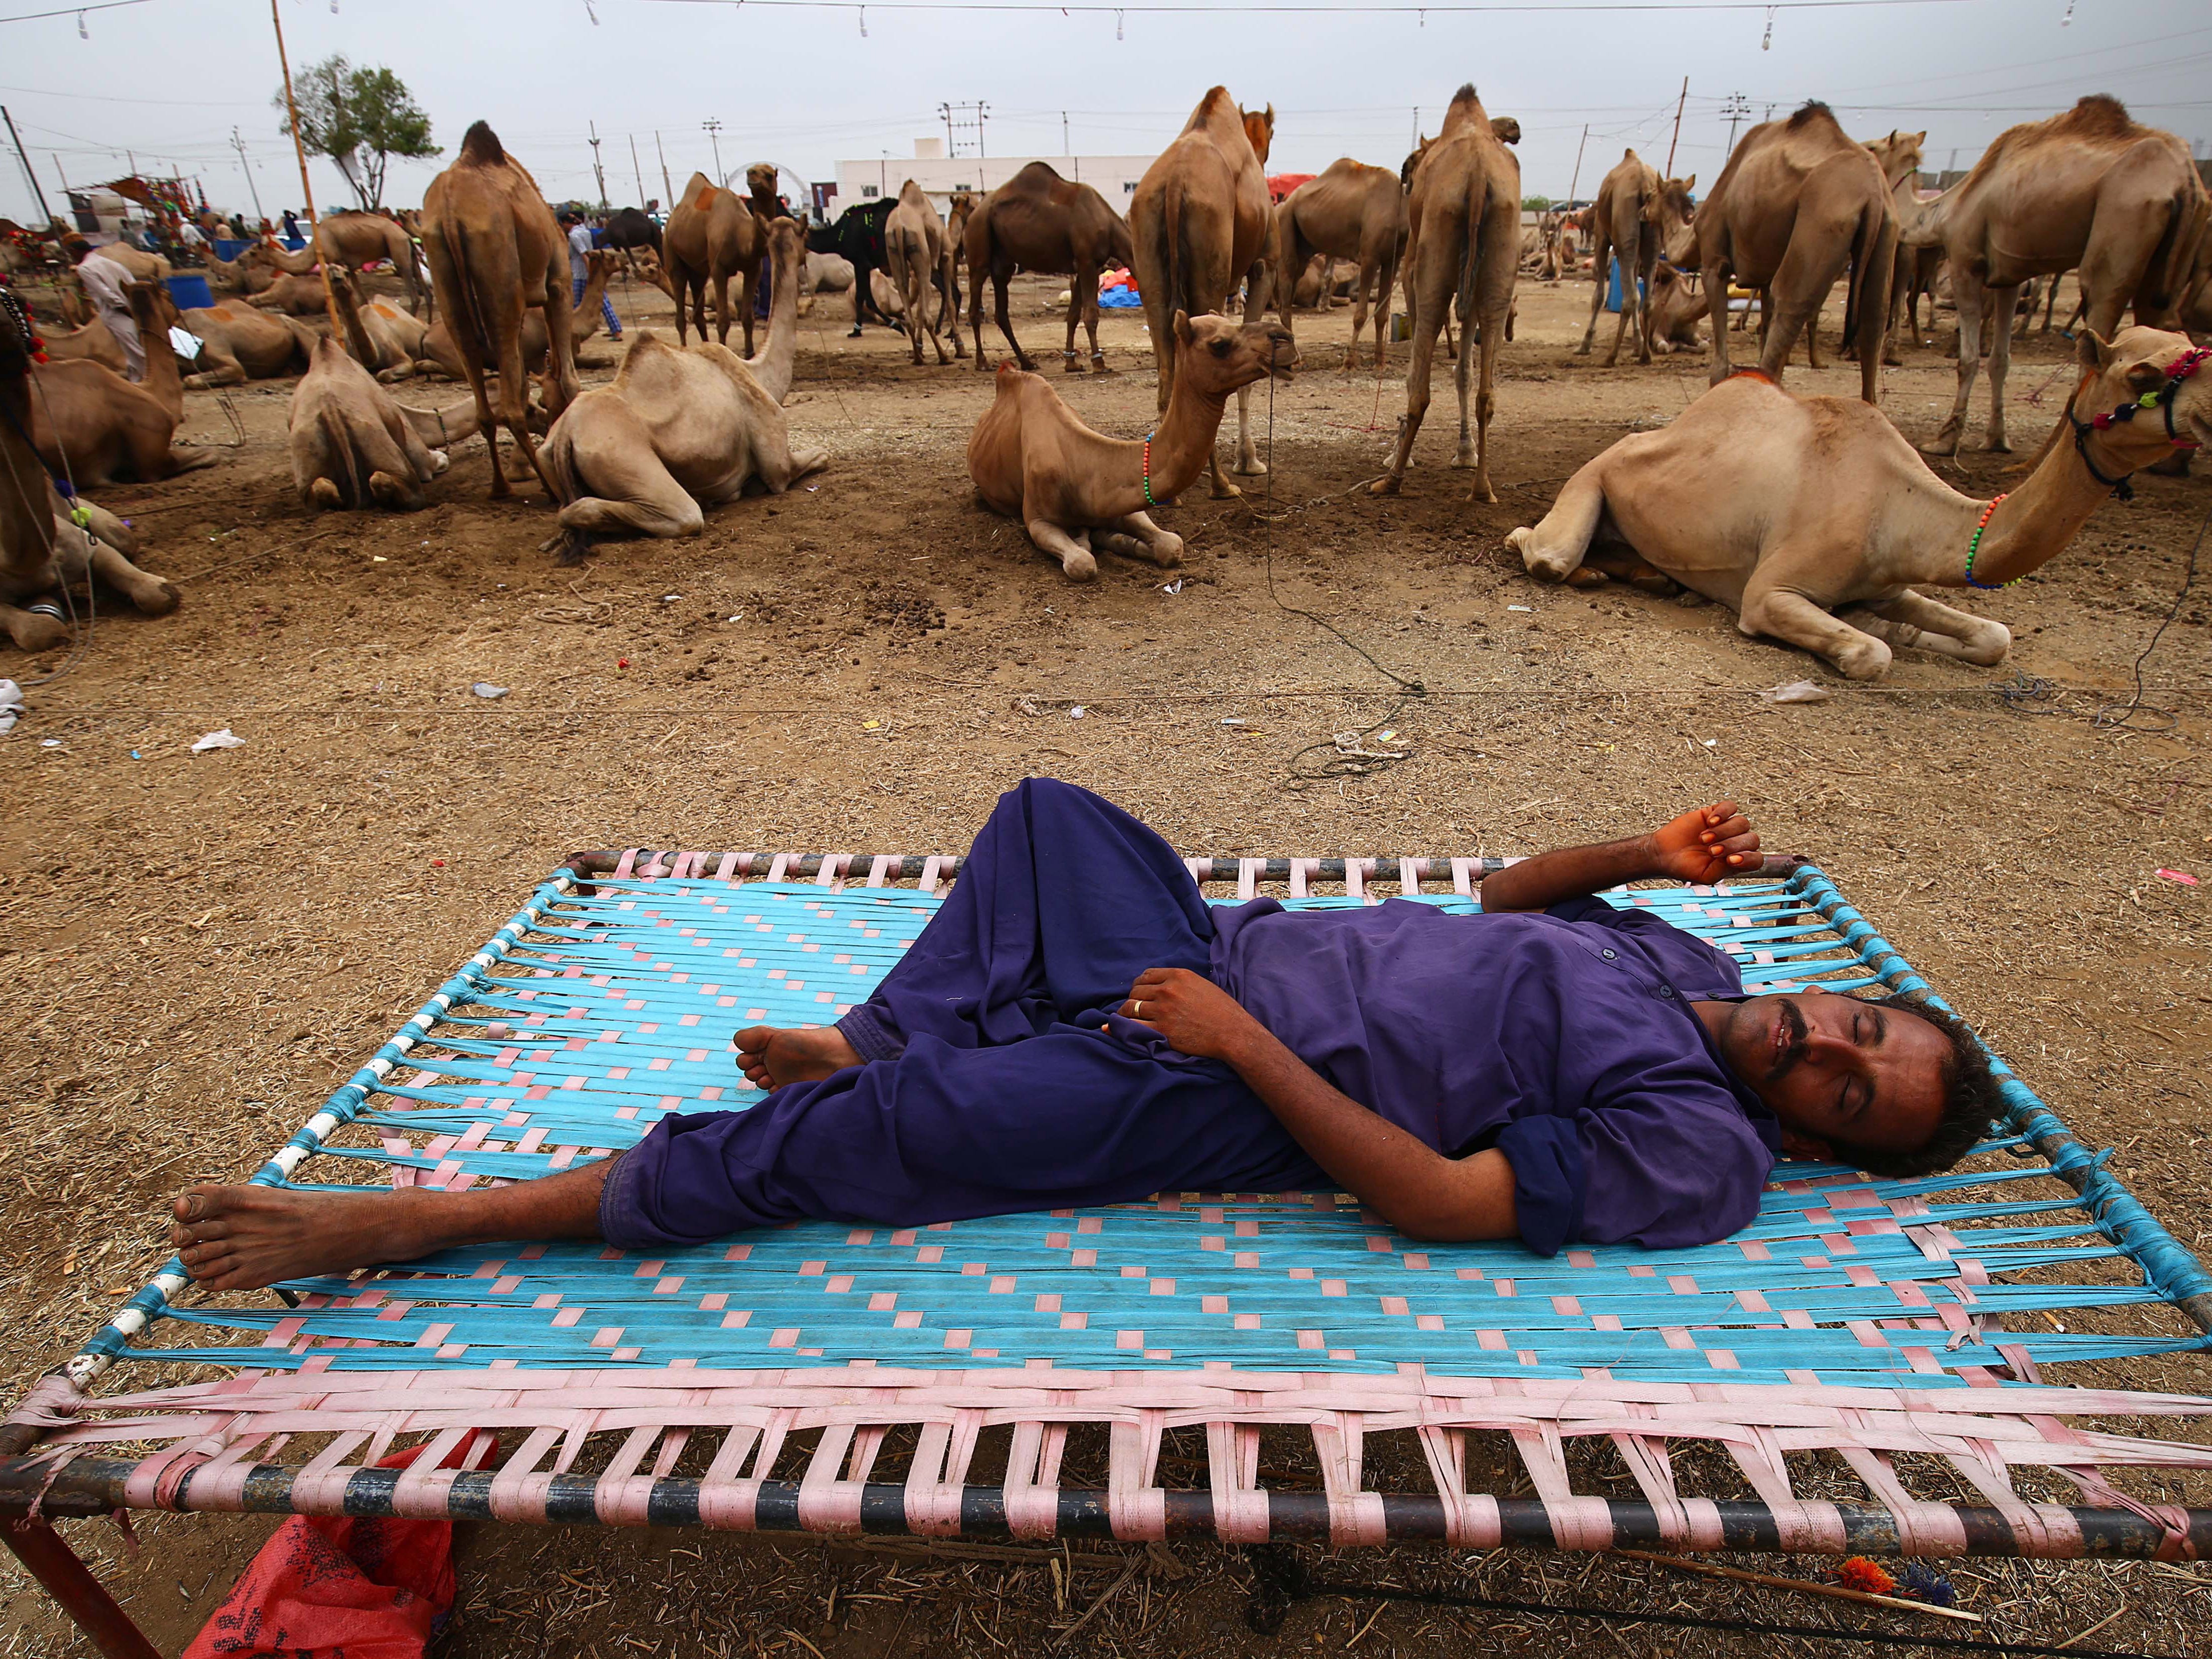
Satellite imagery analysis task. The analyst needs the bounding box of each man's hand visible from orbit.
[1118,968,1264,1062]
[1649,800,1765,885]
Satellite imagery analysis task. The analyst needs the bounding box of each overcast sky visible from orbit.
[1,0,2206,226]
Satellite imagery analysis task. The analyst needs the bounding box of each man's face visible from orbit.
[1712,992,1948,1159]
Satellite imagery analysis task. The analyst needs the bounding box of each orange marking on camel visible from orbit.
[694,187,717,212]
[1728,368,1777,387]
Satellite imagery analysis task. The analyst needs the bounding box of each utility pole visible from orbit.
[628,132,647,206]
[1663,76,1689,176]
[940,102,955,155]
[655,130,673,208]
[1721,92,1752,157]
[51,152,71,198]
[588,120,606,209]
[231,126,264,221]
[702,118,724,186]
[1062,110,1070,155]
[1566,122,1589,203]
[979,101,988,158]
[0,106,54,227]
[1411,107,1420,150]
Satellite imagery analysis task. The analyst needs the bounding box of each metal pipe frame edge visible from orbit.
[0,1455,2207,1561]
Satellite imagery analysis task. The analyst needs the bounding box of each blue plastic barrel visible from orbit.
[1603,258,1649,314]
[165,274,214,311]
[213,238,251,262]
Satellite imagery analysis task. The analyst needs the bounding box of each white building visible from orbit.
[827,139,1155,220]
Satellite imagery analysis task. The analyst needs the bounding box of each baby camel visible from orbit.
[539,219,824,564]
[1507,332,2212,680]
[969,310,1292,581]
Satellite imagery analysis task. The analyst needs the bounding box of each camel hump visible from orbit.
[459,121,506,166]
[2055,94,2138,138]
[1786,100,1836,130]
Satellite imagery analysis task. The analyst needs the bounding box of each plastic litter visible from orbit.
[1160,577,1183,594]
[168,326,203,360]
[1070,706,1087,719]
[2156,869,2199,886]
[1508,603,1534,612]
[191,728,246,752]
[39,738,61,748]
[0,678,21,736]
[1758,679,1834,705]
[470,682,508,699]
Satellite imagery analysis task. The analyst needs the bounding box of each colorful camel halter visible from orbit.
[2067,344,2212,502]
[1142,430,1157,507]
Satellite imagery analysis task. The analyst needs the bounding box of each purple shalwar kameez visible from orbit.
[602,779,1780,1256]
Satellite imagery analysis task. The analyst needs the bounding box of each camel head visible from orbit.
[1647,175,1697,240]
[745,162,778,203]
[1172,309,1293,398]
[1490,116,1521,146]
[122,279,181,336]
[2071,328,2212,464]
[1240,105,1275,165]
[1863,129,1926,189]
[1399,136,1431,191]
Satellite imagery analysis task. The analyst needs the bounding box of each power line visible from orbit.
[0,0,149,20]
[647,0,1978,10]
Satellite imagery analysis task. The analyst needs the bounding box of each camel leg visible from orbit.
[0,600,69,652]
[1083,275,1109,373]
[1739,578,1892,681]
[992,274,1032,372]
[74,538,179,615]
[1705,263,1735,385]
[1577,233,1610,356]
[709,272,732,346]
[553,460,706,564]
[1372,307,1444,497]
[1845,590,2010,666]
[1099,512,1182,568]
[1061,285,1084,372]
[1927,270,1988,456]
[183,349,247,389]
[1348,255,1376,373]
[739,268,758,359]
[1759,221,1853,386]
[1981,283,2019,452]
[1227,271,1267,482]
[1023,517,1098,582]
[1507,462,1608,582]
[1462,299,1502,505]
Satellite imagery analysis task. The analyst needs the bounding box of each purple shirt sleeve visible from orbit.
[1544,894,1746,999]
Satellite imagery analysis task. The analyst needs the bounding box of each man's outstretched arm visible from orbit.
[1118,970,1517,1242]
[1477,800,1765,914]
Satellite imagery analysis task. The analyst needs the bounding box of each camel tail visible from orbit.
[2142,181,2203,319]
[1164,179,1193,319]
[540,413,582,509]
[1840,194,1884,351]
[317,404,362,509]
[439,217,491,368]
[1454,177,1487,338]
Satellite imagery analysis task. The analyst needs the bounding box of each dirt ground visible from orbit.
[2,265,2211,1658]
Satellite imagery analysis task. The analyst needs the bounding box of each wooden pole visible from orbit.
[1664,76,1689,176]
[1566,123,1589,203]
[269,0,343,339]
[1,1520,159,1659]
[1,107,55,230]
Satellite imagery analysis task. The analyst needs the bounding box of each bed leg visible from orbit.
[1,1518,159,1659]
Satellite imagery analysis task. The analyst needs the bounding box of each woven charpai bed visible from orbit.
[5,849,2212,1649]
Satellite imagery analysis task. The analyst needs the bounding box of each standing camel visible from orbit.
[1272,159,1407,371]
[1898,96,2210,455]
[664,172,766,355]
[1129,88,1275,497]
[420,121,579,503]
[1575,150,1695,367]
[965,163,1134,375]
[261,210,429,316]
[1863,129,1940,362]
[884,180,962,365]
[1694,103,1895,405]
[1371,84,1520,505]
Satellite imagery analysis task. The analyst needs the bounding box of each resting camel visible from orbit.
[261,210,428,315]
[1642,263,1706,354]
[420,251,613,380]
[178,301,318,388]
[326,265,431,381]
[1371,85,1520,505]
[1509,328,2211,680]
[66,239,168,282]
[28,284,217,486]
[1130,89,1275,496]
[970,311,1293,581]
[288,335,481,512]
[1575,150,1694,366]
[248,272,335,318]
[1694,103,1895,404]
[884,180,962,365]
[1273,159,1407,371]
[35,314,127,374]
[420,121,579,502]
[664,172,766,355]
[965,164,1134,376]
[1898,96,2210,455]
[539,219,823,564]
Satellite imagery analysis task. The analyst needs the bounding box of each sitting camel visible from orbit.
[968,310,1292,581]
[28,283,218,485]
[1507,330,2211,680]
[289,336,480,511]
[2,294,178,648]
[35,313,128,374]
[327,265,431,380]
[247,272,335,318]
[1642,263,1706,354]
[539,219,823,563]
[179,301,318,388]
[884,179,961,365]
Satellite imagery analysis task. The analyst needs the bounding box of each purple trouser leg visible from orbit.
[600,779,1322,1247]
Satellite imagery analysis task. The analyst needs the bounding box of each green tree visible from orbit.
[1522,195,1552,213]
[275,55,439,211]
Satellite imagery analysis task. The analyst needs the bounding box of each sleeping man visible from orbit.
[169,778,2001,1291]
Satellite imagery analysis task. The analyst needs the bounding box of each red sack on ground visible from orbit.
[183,1432,495,1658]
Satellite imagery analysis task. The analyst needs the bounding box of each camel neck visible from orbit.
[1138,375,1235,507]
[1917,408,2134,589]
[746,235,802,403]
[137,311,185,422]
[0,376,53,584]
[329,281,378,369]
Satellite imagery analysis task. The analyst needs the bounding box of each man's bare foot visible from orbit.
[733,1024,863,1091]
[170,1184,442,1292]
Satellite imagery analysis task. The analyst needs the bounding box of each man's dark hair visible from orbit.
[1824,993,2006,1178]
